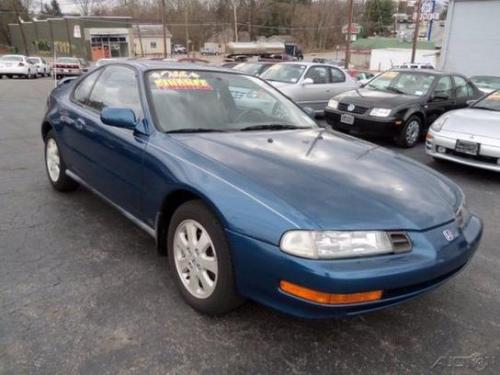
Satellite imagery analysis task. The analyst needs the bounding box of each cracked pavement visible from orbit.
[0,78,499,374]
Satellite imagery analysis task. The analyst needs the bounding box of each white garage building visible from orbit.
[440,0,500,75]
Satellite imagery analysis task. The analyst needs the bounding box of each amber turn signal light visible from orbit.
[280,280,383,305]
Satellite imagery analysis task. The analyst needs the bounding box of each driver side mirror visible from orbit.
[466,99,477,107]
[101,107,137,129]
[431,92,449,101]
[302,78,314,86]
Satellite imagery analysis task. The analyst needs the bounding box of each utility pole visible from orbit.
[184,2,189,57]
[12,0,29,55]
[161,0,167,58]
[344,0,354,69]
[411,0,422,63]
[231,0,238,42]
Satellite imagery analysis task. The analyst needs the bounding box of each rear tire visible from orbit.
[44,130,79,192]
[167,200,244,315]
[395,115,422,148]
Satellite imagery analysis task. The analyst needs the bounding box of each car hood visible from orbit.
[443,108,500,138]
[172,129,461,231]
[335,88,423,108]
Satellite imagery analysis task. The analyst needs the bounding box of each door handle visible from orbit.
[75,118,86,130]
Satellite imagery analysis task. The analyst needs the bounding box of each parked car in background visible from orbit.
[233,62,275,76]
[426,90,500,171]
[260,62,358,114]
[27,56,51,77]
[200,47,219,56]
[470,75,500,94]
[349,69,376,84]
[312,58,343,66]
[53,57,89,79]
[325,69,481,147]
[0,54,37,79]
[173,44,187,54]
[41,61,482,319]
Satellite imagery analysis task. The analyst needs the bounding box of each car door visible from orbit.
[425,75,456,124]
[298,65,334,111]
[68,65,147,218]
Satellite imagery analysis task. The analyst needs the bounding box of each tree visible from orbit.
[362,0,395,36]
[40,0,63,18]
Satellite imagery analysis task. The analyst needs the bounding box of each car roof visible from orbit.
[391,68,464,77]
[102,60,245,75]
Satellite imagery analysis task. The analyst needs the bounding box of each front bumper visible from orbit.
[0,66,30,75]
[228,215,482,319]
[325,107,401,136]
[426,130,500,172]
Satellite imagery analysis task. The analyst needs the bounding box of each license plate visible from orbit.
[340,114,355,125]
[455,140,480,156]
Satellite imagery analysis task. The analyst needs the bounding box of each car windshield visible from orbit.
[146,70,317,132]
[1,56,23,62]
[473,91,500,111]
[260,64,306,83]
[57,58,79,64]
[367,71,436,96]
[234,63,266,75]
[471,76,500,90]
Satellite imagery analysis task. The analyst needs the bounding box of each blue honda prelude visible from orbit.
[41,61,482,318]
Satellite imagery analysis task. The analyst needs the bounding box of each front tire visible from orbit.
[395,115,422,148]
[44,130,79,192]
[167,200,243,315]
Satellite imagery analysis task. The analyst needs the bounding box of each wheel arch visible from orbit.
[41,121,53,141]
[155,186,227,256]
[403,109,426,125]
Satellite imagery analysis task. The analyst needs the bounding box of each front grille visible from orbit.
[388,231,412,253]
[338,102,368,114]
[448,149,498,164]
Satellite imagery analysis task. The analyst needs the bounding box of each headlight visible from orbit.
[328,99,339,109]
[430,115,449,132]
[370,108,392,117]
[280,231,398,259]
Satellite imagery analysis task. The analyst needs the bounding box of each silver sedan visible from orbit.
[260,62,358,115]
[426,90,500,172]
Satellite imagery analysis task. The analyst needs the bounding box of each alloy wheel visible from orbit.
[405,120,420,145]
[46,138,61,182]
[173,219,218,299]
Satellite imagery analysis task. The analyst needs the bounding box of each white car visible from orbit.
[0,55,37,79]
[27,56,51,77]
[426,90,500,172]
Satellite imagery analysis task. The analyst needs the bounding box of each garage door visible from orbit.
[441,0,500,76]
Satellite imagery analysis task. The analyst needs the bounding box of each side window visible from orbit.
[454,76,468,98]
[304,66,331,84]
[330,67,345,83]
[88,66,142,117]
[73,69,101,105]
[434,76,453,98]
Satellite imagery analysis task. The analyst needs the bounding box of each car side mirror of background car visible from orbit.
[466,99,477,106]
[302,78,314,86]
[431,92,449,101]
[302,106,316,119]
[101,107,137,130]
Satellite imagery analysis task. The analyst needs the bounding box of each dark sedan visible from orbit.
[325,70,481,147]
[41,61,482,318]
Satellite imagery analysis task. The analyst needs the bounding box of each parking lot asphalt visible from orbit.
[0,77,499,374]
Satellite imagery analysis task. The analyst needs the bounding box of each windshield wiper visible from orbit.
[240,124,311,131]
[166,128,230,134]
[473,106,499,111]
[386,87,405,94]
